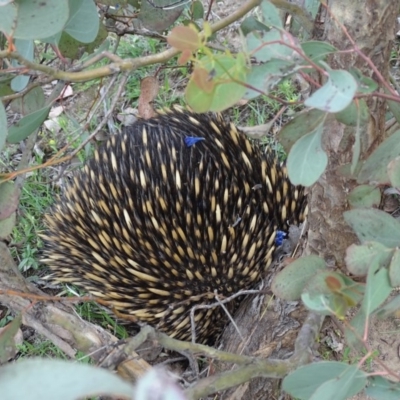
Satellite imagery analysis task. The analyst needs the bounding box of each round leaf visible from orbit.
[0,0,69,40]
[345,242,393,276]
[347,185,381,209]
[305,69,358,112]
[344,208,400,247]
[271,255,326,300]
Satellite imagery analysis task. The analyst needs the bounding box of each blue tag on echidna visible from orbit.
[184,136,205,147]
[275,230,287,246]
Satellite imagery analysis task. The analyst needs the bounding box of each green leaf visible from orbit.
[7,106,51,143]
[0,102,7,152]
[0,212,16,240]
[287,122,327,186]
[65,0,99,43]
[260,0,283,28]
[0,314,22,364]
[347,185,381,209]
[388,248,400,287]
[344,309,366,351]
[375,294,400,319]
[349,68,378,94]
[283,361,366,400]
[334,99,369,127]
[240,16,269,36]
[0,358,134,400]
[186,53,247,113]
[301,293,336,315]
[10,86,46,115]
[58,23,108,60]
[345,242,393,276]
[366,376,400,400]
[271,255,326,300]
[301,41,337,63]
[361,263,391,315]
[11,39,33,92]
[244,60,296,100]
[309,365,367,400]
[191,0,204,20]
[344,208,400,247]
[303,271,354,318]
[357,130,400,184]
[0,182,20,220]
[0,0,69,40]
[138,0,185,32]
[247,28,295,63]
[279,108,327,153]
[305,70,358,112]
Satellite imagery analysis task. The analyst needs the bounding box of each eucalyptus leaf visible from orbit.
[0,102,7,151]
[0,0,69,40]
[347,185,381,209]
[305,69,358,112]
[271,255,326,300]
[0,358,134,400]
[344,208,400,247]
[283,361,365,400]
[361,263,391,315]
[279,108,327,153]
[7,106,51,144]
[357,130,400,184]
[287,122,327,186]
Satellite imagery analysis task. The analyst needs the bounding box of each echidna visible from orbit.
[41,107,306,344]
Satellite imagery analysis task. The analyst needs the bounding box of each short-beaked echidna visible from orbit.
[41,107,307,344]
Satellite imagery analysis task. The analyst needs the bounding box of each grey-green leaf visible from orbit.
[287,122,327,186]
[247,29,295,63]
[7,106,51,143]
[301,41,337,63]
[357,130,400,185]
[361,263,392,315]
[345,242,393,276]
[309,365,367,400]
[0,102,7,151]
[260,0,283,28]
[334,99,369,127]
[388,248,400,287]
[282,361,365,400]
[244,60,296,100]
[11,39,33,92]
[0,358,134,400]
[344,208,400,247]
[347,185,381,209]
[279,108,327,153]
[305,69,358,112]
[271,255,326,300]
[0,0,69,40]
[366,376,400,400]
[65,0,99,43]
